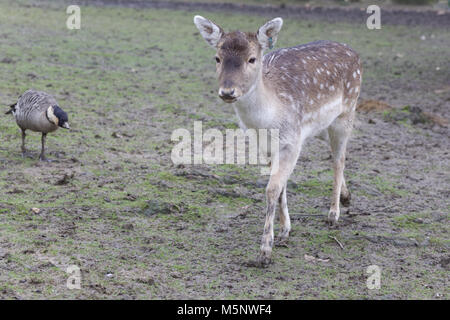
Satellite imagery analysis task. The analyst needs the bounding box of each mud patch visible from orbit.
[76,0,450,27]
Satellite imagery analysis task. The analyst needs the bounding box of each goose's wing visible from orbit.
[17,90,58,114]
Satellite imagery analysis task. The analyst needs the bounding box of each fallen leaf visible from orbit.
[357,99,392,113]
[55,172,75,185]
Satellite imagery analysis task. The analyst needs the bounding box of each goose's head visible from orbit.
[47,105,70,129]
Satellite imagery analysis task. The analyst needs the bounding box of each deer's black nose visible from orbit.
[219,88,236,100]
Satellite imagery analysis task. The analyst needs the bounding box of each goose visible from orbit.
[6,90,70,161]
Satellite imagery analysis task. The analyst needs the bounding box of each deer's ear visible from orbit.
[193,15,224,48]
[257,17,283,52]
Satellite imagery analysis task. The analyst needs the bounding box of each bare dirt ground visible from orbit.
[0,0,449,299]
[83,0,450,27]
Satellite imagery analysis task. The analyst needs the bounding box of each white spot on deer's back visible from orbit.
[353,72,357,78]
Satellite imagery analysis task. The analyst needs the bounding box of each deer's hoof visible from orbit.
[328,210,340,226]
[275,239,289,248]
[340,191,351,207]
[257,250,272,268]
[275,233,289,247]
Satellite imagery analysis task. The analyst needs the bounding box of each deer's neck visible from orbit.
[234,68,278,130]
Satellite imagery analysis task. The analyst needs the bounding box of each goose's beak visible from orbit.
[62,122,70,129]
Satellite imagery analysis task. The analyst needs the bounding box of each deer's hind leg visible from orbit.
[275,183,290,245]
[340,177,351,207]
[327,110,354,224]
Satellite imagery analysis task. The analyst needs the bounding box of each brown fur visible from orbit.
[215,31,261,98]
[262,41,362,115]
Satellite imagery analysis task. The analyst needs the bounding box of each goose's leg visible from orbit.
[39,133,48,161]
[20,129,34,158]
[21,129,27,155]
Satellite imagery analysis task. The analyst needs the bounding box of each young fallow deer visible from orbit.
[194,16,362,266]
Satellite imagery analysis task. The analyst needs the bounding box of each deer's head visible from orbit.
[194,16,283,103]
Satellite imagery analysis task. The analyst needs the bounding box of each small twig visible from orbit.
[370,203,398,213]
[290,214,324,220]
[347,210,371,216]
[329,236,344,250]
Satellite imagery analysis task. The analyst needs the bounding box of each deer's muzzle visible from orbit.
[218,87,238,103]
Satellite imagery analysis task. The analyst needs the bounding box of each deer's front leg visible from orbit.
[259,144,300,267]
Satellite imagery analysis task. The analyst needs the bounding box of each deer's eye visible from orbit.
[215,57,221,63]
[248,58,256,64]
